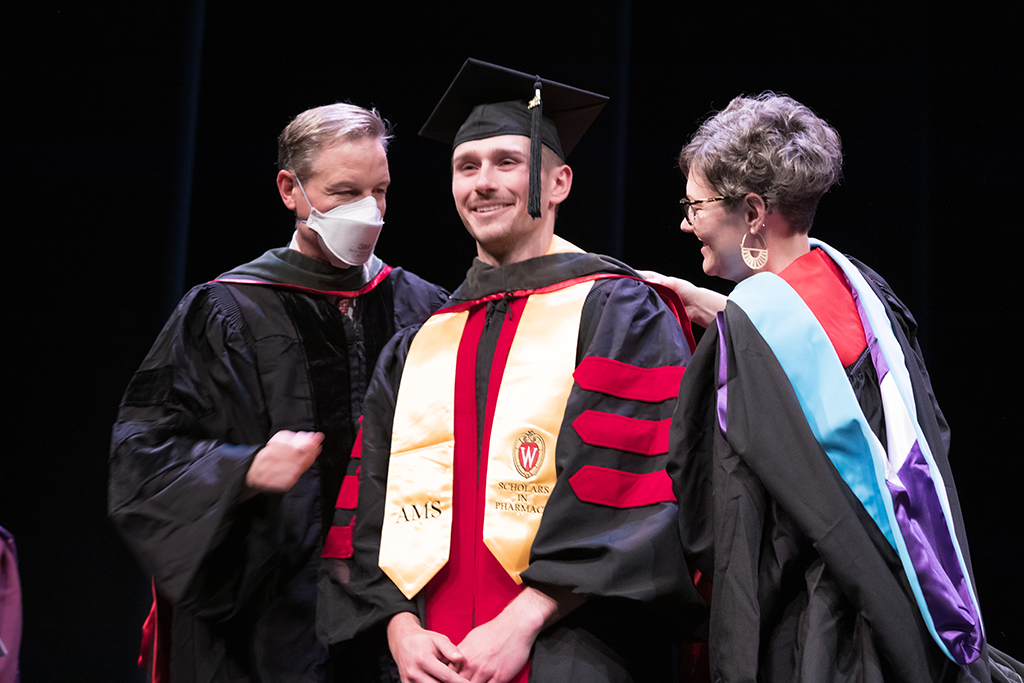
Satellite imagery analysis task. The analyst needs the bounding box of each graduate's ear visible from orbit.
[548,164,572,207]
[277,170,298,211]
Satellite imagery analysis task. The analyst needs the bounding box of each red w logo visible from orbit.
[518,442,540,472]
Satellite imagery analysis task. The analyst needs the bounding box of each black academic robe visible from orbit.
[669,254,1023,683]
[320,249,707,682]
[109,247,447,683]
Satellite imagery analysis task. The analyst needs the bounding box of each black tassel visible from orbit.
[528,77,543,218]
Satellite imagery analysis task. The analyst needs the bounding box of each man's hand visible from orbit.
[244,430,323,493]
[458,586,584,683]
[639,270,727,328]
[456,612,533,683]
[387,612,471,683]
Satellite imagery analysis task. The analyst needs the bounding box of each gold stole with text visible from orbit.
[378,277,591,599]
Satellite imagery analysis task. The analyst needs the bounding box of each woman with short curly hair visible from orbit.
[660,92,1022,682]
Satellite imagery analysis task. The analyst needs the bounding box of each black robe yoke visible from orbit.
[320,250,708,683]
[109,247,447,683]
[669,257,1022,683]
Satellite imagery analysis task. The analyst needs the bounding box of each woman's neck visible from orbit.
[762,215,809,275]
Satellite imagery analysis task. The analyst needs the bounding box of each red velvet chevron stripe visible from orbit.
[334,425,363,510]
[574,357,685,402]
[569,466,676,507]
[336,469,360,509]
[572,410,671,455]
[323,526,353,559]
[323,424,363,559]
[350,423,363,459]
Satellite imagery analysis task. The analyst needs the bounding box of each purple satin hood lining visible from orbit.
[887,445,983,663]
[852,277,982,664]
[716,313,729,438]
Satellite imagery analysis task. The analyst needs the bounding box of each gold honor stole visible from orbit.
[378,277,592,599]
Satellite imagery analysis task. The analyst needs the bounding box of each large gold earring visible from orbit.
[741,228,768,270]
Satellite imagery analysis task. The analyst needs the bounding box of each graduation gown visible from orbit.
[319,245,707,682]
[109,247,448,683]
[670,245,1023,683]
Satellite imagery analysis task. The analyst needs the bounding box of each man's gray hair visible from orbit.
[278,103,393,181]
[679,92,843,234]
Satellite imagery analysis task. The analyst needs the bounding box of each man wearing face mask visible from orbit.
[108,103,448,683]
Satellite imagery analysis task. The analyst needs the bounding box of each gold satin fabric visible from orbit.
[378,250,592,597]
[378,310,467,599]
[482,281,591,583]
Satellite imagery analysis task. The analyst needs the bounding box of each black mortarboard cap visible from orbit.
[419,58,608,217]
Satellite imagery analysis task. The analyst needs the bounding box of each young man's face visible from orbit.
[451,134,553,266]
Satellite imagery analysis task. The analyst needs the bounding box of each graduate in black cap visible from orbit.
[319,59,706,683]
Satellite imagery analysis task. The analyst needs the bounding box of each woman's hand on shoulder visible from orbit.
[639,270,726,328]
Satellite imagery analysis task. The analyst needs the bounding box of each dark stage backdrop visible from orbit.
[4,2,1020,681]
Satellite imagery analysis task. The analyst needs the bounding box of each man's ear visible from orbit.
[549,164,573,207]
[277,170,298,211]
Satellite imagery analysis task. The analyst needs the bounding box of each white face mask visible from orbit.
[295,177,384,267]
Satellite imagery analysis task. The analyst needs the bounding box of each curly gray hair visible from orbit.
[278,103,393,181]
[679,92,842,234]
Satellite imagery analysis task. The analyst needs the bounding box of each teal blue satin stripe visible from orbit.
[729,274,897,547]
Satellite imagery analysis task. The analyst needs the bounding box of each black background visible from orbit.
[3,1,1021,680]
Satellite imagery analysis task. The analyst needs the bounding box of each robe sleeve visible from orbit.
[666,319,718,578]
[108,283,278,620]
[317,326,421,644]
[522,278,703,618]
[684,309,778,682]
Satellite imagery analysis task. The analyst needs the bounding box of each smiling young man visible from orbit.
[450,134,568,266]
[319,61,705,683]
[109,103,448,683]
